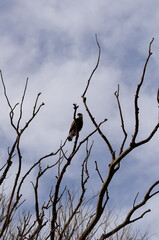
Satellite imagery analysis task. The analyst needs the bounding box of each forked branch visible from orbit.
[79,37,159,240]
[100,180,159,239]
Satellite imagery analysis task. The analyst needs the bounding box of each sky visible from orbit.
[0,0,159,238]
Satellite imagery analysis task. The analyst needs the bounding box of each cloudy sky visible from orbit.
[0,0,159,238]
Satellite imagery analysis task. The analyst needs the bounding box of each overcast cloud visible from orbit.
[0,0,159,238]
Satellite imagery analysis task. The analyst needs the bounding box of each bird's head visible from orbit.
[77,113,83,118]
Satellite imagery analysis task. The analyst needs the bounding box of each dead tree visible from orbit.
[79,36,159,240]
[0,36,158,240]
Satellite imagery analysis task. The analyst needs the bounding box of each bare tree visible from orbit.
[0,36,158,240]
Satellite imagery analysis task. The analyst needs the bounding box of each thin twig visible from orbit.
[95,161,104,183]
[0,70,19,131]
[17,78,29,131]
[114,84,127,154]
[82,34,101,98]
[133,192,139,208]
[157,88,159,123]
[33,92,42,115]
[0,70,12,110]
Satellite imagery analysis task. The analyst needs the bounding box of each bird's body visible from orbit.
[68,113,83,141]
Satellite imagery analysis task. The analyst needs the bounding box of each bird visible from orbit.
[68,113,83,141]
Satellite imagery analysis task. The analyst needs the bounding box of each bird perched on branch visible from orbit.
[68,113,83,141]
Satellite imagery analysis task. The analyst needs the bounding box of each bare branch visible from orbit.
[81,36,115,160]
[157,88,159,123]
[131,38,154,145]
[0,137,22,237]
[17,78,29,131]
[16,142,67,203]
[133,192,139,208]
[100,180,159,239]
[114,84,128,154]
[157,88,159,104]
[0,139,17,185]
[0,70,13,111]
[73,119,107,158]
[0,70,19,131]
[95,161,104,183]
[31,164,43,226]
[20,94,45,135]
[33,92,42,115]
[58,141,93,240]
[135,122,159,147]
[82,34,101,98]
